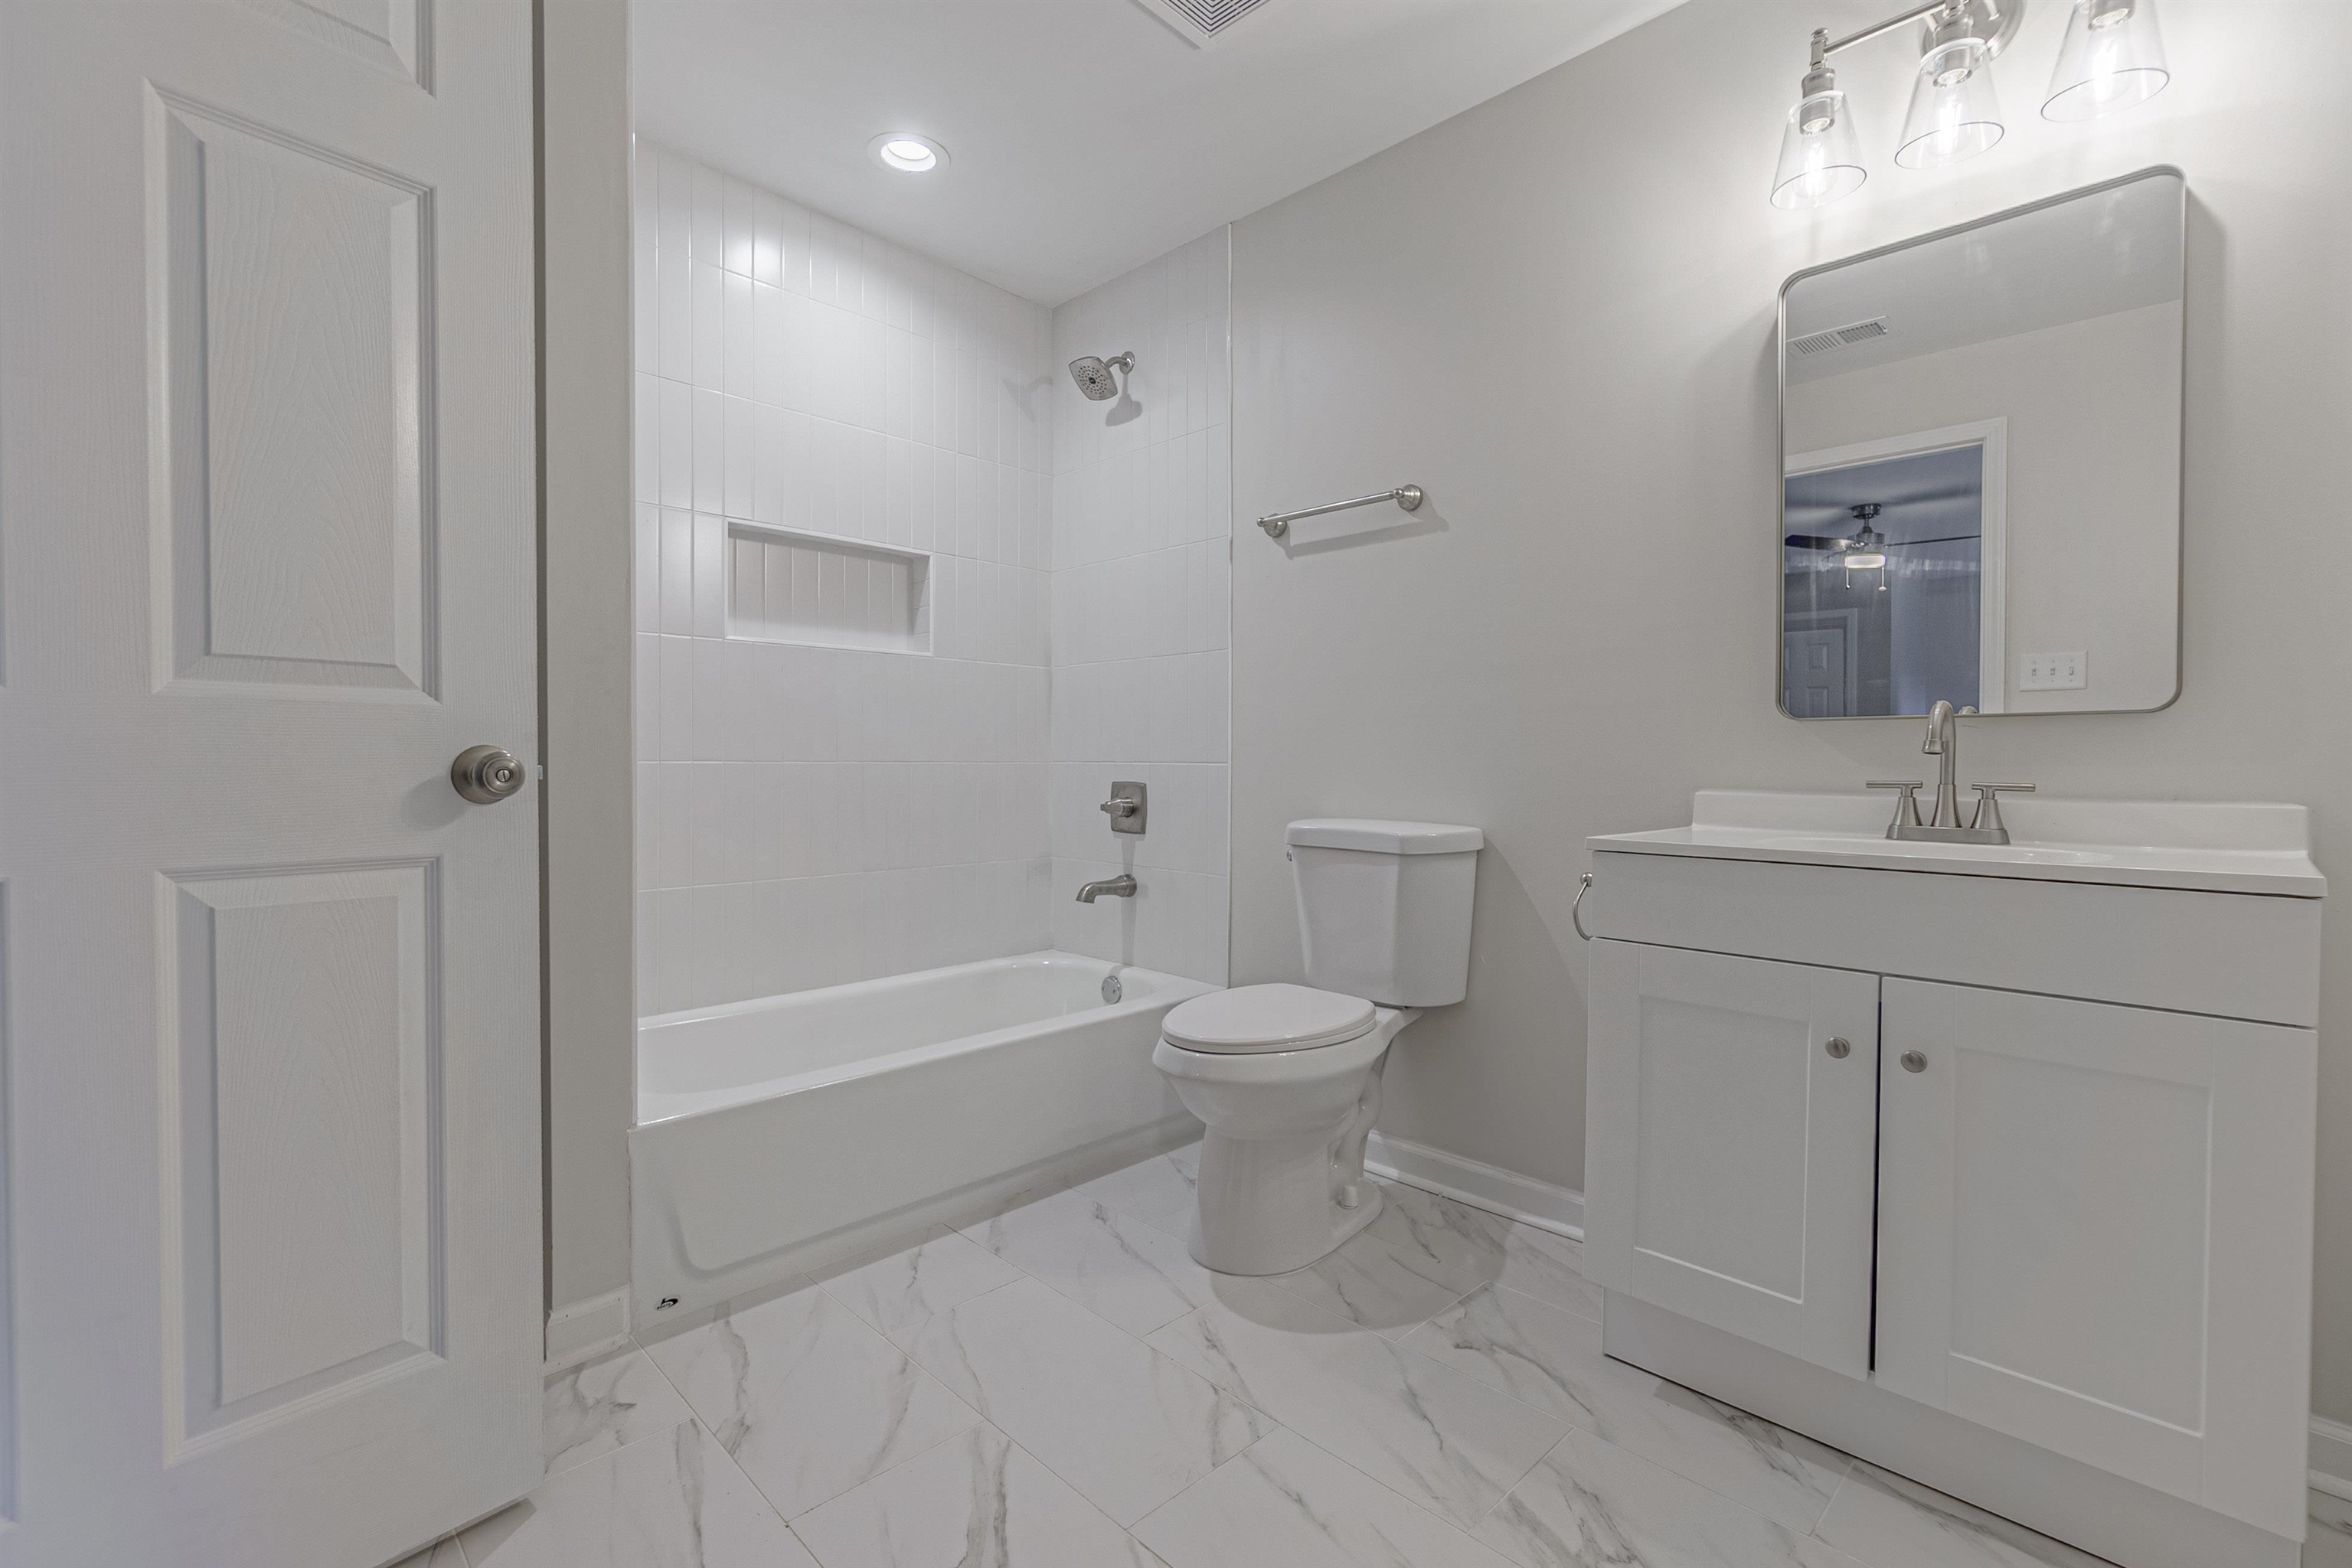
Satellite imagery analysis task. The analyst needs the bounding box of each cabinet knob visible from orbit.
[1901,1050,1928,1073]
[1825,1037,1851,1059]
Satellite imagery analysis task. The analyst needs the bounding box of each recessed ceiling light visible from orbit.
[867,133,946,175]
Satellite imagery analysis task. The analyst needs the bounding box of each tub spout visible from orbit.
[1076,873,1136,903]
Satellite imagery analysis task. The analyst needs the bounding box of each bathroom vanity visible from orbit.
[1582,790,2322,1568]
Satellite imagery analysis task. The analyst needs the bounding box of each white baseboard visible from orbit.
[545,1287,632,1374]
[2311,1416,2352,1501]
[1363,1131,1583,1240]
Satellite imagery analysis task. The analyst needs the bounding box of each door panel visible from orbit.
[0,4,541,1565]
[1876,979,2314,1537]
[1585,941,1879,1379]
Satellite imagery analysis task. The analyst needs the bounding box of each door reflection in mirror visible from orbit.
[1784,442,1987,717]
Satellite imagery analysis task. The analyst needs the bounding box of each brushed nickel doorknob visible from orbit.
[451,745,527,804]
[1826,1037,1851,1059]
[1902,1050,1928,1073]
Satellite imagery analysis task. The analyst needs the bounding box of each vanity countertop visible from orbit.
[1591,790,2325,898]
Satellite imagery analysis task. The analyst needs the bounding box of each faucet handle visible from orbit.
[1866,780,1925,831]
[1968,782,2034,835]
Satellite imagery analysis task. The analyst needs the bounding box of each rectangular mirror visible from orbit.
[1779,168,2184,719]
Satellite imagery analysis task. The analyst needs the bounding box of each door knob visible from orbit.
[1901,1050,1928,1073]
[451,745,527,804]
[1825,1037,1851,1059]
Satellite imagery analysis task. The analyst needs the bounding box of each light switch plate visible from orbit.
[2019,650,2087,691]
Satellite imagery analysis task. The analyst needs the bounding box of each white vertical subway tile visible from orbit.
[751,188,783,287]
[656,149,691,260]
[691,512,727,640]
[690,160,724,262]
[691,260,726,391]
[633,374,661,505]
[658,379,692,510]
[753,403,786,527]
[724,270,756,399]
[721,175,756,276]
[777,196,812,296]
[658,246,692,382]
[658,508,694,636]
[634,219,659,373]
[723,397,755,522]
[691,387,726,514]
[754,282,786,407]
[635,503,661,634]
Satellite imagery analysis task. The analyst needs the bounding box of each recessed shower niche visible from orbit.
[725,521,931,654]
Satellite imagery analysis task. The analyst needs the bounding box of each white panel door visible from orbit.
[1585,941,1879,1379]
[1877,980,2315,1537]
[0,5,542,1566]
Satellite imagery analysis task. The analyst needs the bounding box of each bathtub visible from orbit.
[630,950,1213,1321]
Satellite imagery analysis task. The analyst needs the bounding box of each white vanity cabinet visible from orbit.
[1582,792,2324,1568]
[1873,980,2316,1528]
[1585,942,1878,1379]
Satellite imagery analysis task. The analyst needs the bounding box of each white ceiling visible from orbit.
[631,0,1678,305]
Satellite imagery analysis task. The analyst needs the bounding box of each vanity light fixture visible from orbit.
[2043,0,2170,121]
[867,132,947,174]
[1771,32,1867,209]
[1770,0,2048,207]
[1895,11,2007,168]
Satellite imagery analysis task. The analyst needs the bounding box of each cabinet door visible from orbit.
[1586,941,1880,1379]
[1877,979,2315,1537]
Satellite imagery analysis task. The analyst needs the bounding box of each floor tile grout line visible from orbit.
[626,1302,985,1535]
[1808,1463,1860,1557]
[1483,1273,1603,1326]
[876,1271,1309,1534]
[1123,1420,1295,1543]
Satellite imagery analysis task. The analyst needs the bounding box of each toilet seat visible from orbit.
[1161,983,1376,1054]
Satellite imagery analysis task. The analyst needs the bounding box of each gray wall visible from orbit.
[540,0,637,1311]
[1229,0,2352,1421]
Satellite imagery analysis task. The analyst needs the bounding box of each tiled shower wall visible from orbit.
[632,144,1230,1014]
[632,144,1055,1014]
[1049,234,1233,985]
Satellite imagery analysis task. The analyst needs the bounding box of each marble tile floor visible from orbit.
[400,1140,2350,1568]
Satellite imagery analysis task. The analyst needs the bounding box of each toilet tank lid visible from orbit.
[1286,818,1484,854]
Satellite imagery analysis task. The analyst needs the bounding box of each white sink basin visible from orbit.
[1591,791,2323,897]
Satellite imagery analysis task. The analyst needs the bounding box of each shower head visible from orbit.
[1069,351,1133,401]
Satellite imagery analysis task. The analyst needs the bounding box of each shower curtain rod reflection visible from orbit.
[1256,483,1424,539]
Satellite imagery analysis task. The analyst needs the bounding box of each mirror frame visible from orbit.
[1774,165,2187,721]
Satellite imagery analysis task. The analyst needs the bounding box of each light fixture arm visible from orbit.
[1818,0,1965,61]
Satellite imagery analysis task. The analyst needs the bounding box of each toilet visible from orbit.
[1153,818,1481,1275]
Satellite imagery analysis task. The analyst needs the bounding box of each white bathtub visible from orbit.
[630,950,1212,1321]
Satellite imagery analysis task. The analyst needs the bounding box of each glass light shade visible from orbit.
[1896,39,2005,168]
[1771,90,1866,210]
[1842,551,1887,570]
[2043,0,2169,121]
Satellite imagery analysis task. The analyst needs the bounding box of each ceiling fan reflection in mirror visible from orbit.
[1787,502,1891,590]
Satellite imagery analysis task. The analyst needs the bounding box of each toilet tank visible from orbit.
[1287,819,1483,1007]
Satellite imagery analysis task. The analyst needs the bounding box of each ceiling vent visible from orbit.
[1788,317,1890,357]
[1135,0,1276,48]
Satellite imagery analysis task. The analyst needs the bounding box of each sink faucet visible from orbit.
[1866,700,2033,845]
[1923,699,1962,829]
[1076,873,1136,903]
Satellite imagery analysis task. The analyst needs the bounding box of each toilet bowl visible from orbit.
[1153,985,1416,1273]
[1156,818,1481,1276]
